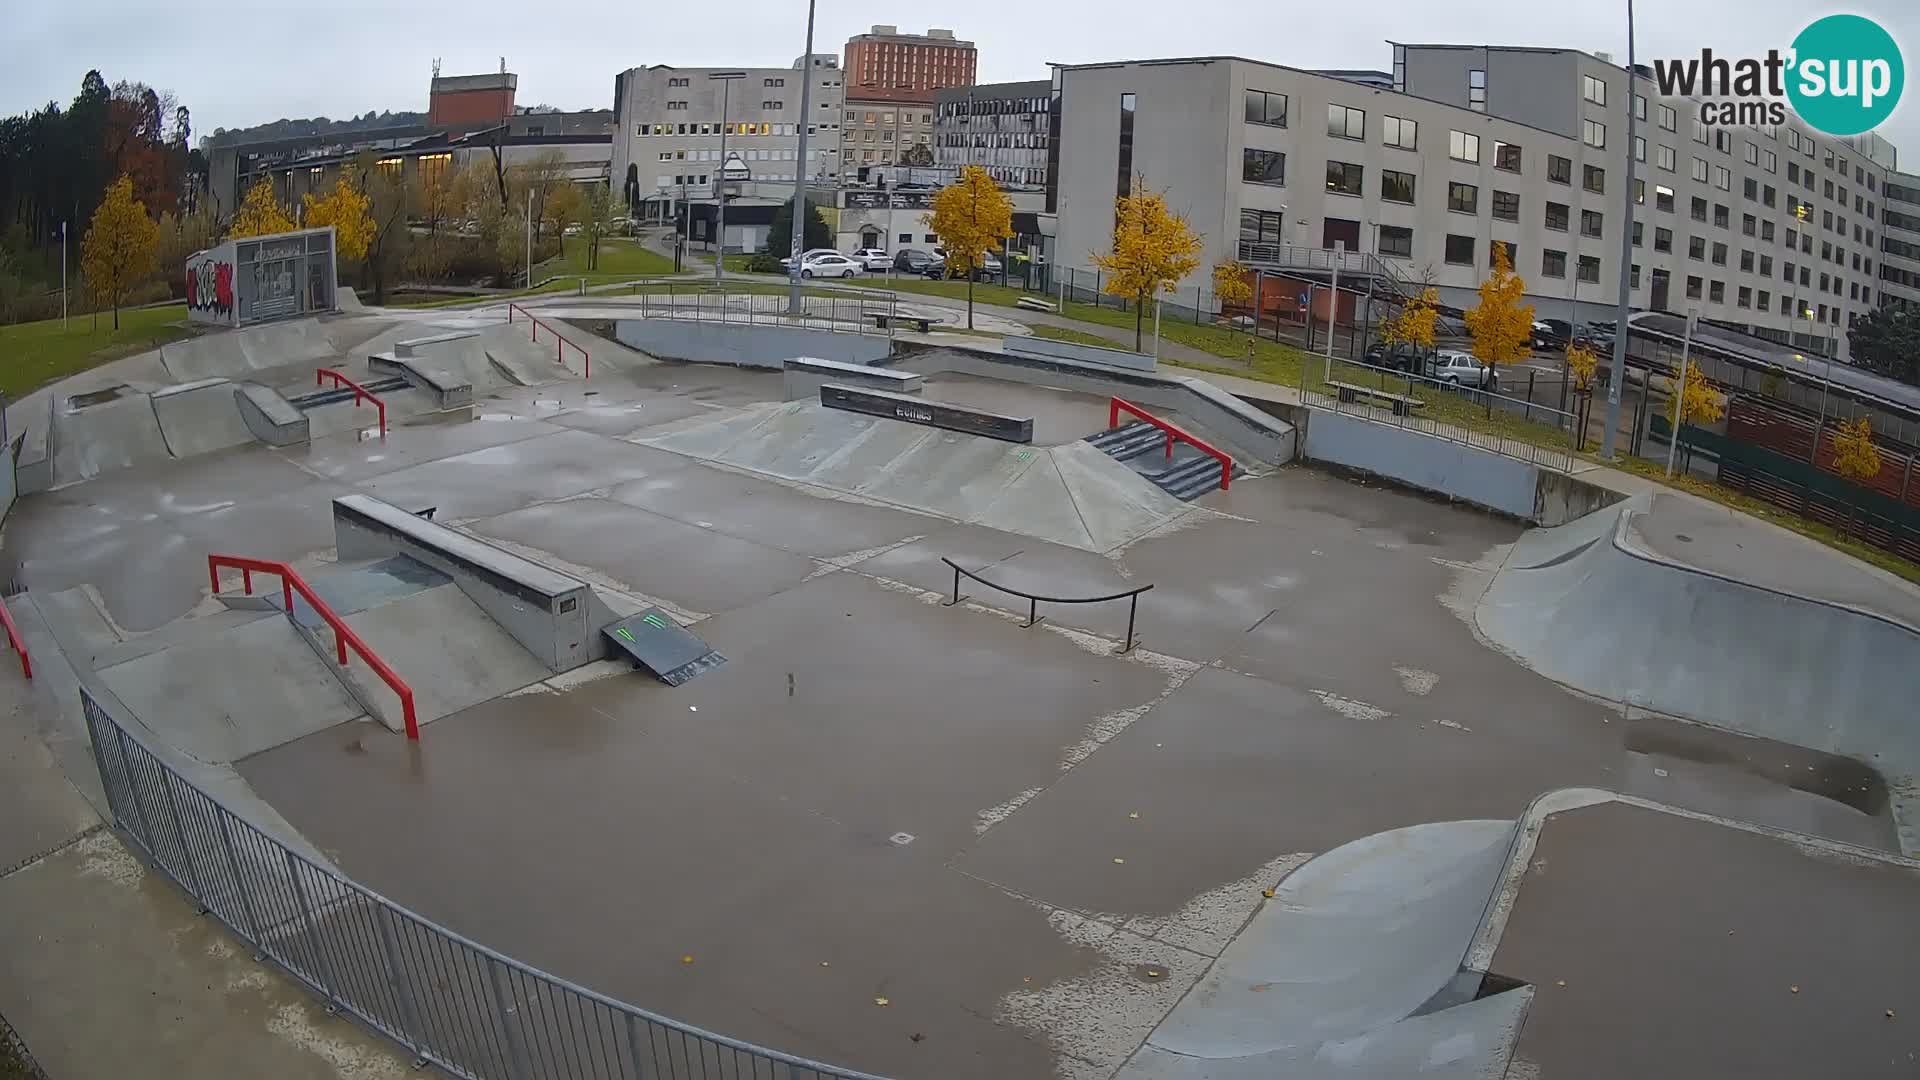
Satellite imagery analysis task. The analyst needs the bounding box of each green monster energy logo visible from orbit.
[642,614,668,629]
[614,627,637,642]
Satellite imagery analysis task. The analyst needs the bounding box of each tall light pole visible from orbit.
[1601,0,1640,458]
[711,70,746,286]
[786,0,818,315]
[525,188,533,289]
[61,220,68,330]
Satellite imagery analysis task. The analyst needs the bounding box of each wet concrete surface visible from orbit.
[10,359,1907,1079]
[1491,800,1920,1079]
[920,372,1112,446]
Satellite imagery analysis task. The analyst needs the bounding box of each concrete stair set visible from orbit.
[1084,421,1243,501]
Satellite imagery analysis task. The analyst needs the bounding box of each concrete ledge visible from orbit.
[783,356,923,401]
[820,383,1033,442]
[1006,334,1156,372]
[332,494,597,672]
[896,342,1296,465]
[14,395,54,495]
[613,318,891,370]
[393,331,478,359]
[367,352,474,409]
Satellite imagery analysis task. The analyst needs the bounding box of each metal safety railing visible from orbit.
[941,557,1154,653]
[1109,397,1233,492]
[507,302,592,378]
[79,685,887,1080]
[1300,356,1579,473]
[624,286,901,337]
[0,594,30,680]
[208,555,419,740]
[315,368,388,435]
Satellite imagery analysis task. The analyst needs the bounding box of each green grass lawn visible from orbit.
[1030,324,1126,348]
[0,304,194,399]
[384,278,581,309]
[551,236,676,278]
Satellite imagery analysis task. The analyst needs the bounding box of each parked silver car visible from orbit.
[1428,350,1500,390]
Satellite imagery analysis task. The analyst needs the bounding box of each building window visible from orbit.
[1445,234,1475,264]
[1631,263,1642,289]
[1492,140,1522,172]
[1710,280,1726,303]
[1584,165,1605,194]
[1241,148,1285,187]
[1744,142,1759,165]
[1715,129,1731,153]
[1714,203,1729,228]
[1245,89,1288,127]
[1489,240,1515,269]
[1764,149,1777,173]
[1691,157,1710,182]
[1654,227,1673,252]
[1633,221,1644,247]
[1327,103,1366,140]
[1382,115,1417,150]
[1711,241,1728,265]
[1378,224,1413,258]
[1581,209,1603,238]
[1582,74,1607,105]
[1239,208,1286,245]
[1542,249,1567,278]
[1636,94,1647,121]
[1117,92,1137,204]
[1691,196,1708,222]
[1578,255,1601,283]
[1325,160,1364,196]
[1714,165,1731,191]
[1758,289,1770,309]
[1760,254,1773,275]
[1545,201,1569,231]
[1693,117,1710,144]
[1658,103,1677,131]
[1740,249,1755,272]
[1583,119,1605,148]
[1492,190,1520,221]
[1468,69,1486,111]
[1689,236,1706,260]
[1742,213,1756,235]
[1687,274,1703,299]
[1656,185,1675,213]
[1744,177,1758,200]
[1548,154,1572,184]
[1657,145,1676,172]
[1448,181,1479,214]
[1380,169,1416,204]
[1763,185,1776,208]
[1449,130,1480,163]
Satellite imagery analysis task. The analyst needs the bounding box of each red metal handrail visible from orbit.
[0,596,31,680]
[208,555,419,740]
[507,302,591,378]
[316,367,388,434]
[1108,397,1233,492]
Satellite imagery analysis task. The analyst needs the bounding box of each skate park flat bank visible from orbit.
[2,297,1916,1080]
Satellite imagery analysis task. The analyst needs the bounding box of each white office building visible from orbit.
[1049,45,1905,360]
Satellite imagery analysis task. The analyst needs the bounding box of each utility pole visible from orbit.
[711,71,745,287]
[61,220,69,329]
[787,0,819,315]
[1601,0,1640,458]
[1666,307,1696,477]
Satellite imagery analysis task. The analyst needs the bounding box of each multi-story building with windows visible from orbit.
[1879,171,1920,310]
[934,80,1051,190]
[609,57,844,229]
[842,26,976,94]
[839,86,935,181]
[1049,44,1905,360]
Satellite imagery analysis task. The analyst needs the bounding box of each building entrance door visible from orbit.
[1322,218,1361,252]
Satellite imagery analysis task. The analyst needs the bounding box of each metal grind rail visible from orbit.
[315,367,388,434]
[507,302,591,377]
[1109,397,1234,491]
[207,555,419,739]
[941,557,1154,653]
[0,594,30,679]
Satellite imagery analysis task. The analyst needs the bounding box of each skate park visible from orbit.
[3,293,1917,1079]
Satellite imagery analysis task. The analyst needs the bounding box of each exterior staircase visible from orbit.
[1086,422,1240,500]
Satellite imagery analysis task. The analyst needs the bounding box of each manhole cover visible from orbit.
[888,832,915,846]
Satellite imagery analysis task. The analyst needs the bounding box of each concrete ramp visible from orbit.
[159,317,339,381]
[95,612,368,763]
[1477,500,1920,785]
[640,402,1195,552]
[51,386,170,487]
[150,377,256,457]
[1119,820,1523,1079]
[235,381,310,446]
[328,583,550,731]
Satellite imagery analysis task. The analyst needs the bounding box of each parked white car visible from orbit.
[849,248,893,271]
[798,253,862,279]
[1428,350,1500,390]
[778,248,843,271]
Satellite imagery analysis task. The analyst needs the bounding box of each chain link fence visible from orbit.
[1300,355,1579,473]
[80,687,885,1080]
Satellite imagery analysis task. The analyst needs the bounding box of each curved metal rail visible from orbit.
[940,557,1153,653]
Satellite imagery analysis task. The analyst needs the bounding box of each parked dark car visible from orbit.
[892,249,936,273]
[1532,319,1574,350]
[1363,341,1427,372]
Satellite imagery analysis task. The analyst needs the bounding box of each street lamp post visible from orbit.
[1601,0,1640,458]
[711,71,747,287]
[786,0,819,314]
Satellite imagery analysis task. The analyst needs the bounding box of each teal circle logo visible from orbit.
[1786,14,1904,136]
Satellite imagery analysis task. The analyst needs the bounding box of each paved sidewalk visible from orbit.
[0,674,417,1080]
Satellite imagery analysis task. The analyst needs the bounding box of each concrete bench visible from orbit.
[368,352,474,409]
[1015,296,1058,313]
[865,312,935,334]
[1325,379,1426,418]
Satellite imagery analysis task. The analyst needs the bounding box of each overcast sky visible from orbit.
[6,1,1915,159]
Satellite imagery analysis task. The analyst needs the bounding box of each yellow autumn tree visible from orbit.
[925,164,1015,329]
[1830,416,1883,483]
[1383,286,1440,354]
[1213,260,1253,315]
[1094,179,1204,351]
[231,177,295,237]
[302,175,373,261]
[1463,243,1534,369]
[1668,362,1724,427]
[1565,342,1600,392]
[80,174,159,330]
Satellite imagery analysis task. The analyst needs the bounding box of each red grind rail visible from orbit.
[316,367,388,434]
[208,555,419,740]
[1108,397,1233,491]
[0,596,30,679]
[507,302,591,378]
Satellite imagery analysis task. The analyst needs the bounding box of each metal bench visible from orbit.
[865,312,935,334]
[1325,379,1426,417]
[1015,296,1059,313]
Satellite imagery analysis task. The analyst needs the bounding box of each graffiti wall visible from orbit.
[182,227,338,328]
[185,241,237,326]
